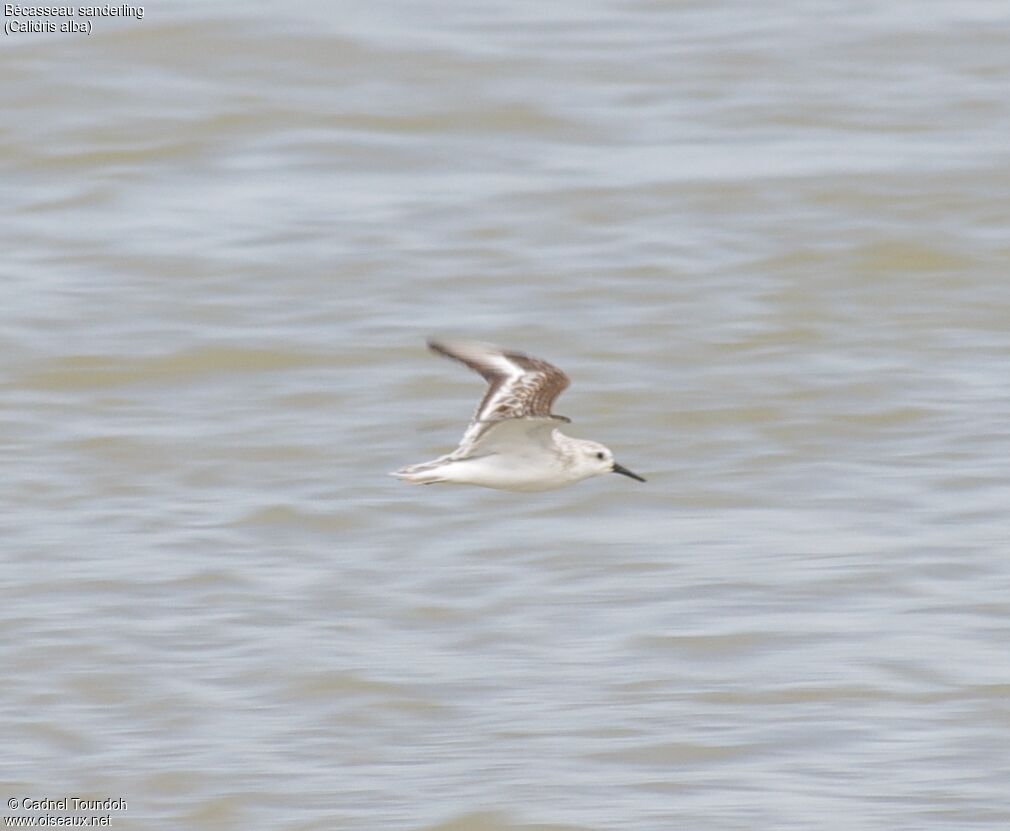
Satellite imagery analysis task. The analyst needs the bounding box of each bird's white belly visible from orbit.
[444,454,576,492]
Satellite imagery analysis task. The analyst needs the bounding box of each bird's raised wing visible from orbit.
[464,416,562,456]
[427,339,571,455]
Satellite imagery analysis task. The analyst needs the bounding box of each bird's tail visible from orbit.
[390,459,450,485]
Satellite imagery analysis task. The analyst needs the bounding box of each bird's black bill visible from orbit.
[612,462,646,483]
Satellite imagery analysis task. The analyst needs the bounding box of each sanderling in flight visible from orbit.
[392,339,646,492]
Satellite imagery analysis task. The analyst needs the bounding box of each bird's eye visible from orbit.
[596,452,605,460]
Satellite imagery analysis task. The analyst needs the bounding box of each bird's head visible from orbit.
[574,440,646,484]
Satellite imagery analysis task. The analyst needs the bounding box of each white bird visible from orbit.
[392,339,646,492]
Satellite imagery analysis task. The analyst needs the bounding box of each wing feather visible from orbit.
[427,339,571,456]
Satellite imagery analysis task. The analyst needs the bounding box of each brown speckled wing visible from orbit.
[427,339,571,455]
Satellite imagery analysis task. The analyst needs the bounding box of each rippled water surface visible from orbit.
[3,2,1010,829]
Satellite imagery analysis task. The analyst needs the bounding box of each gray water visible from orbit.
[3,2,1010,829]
